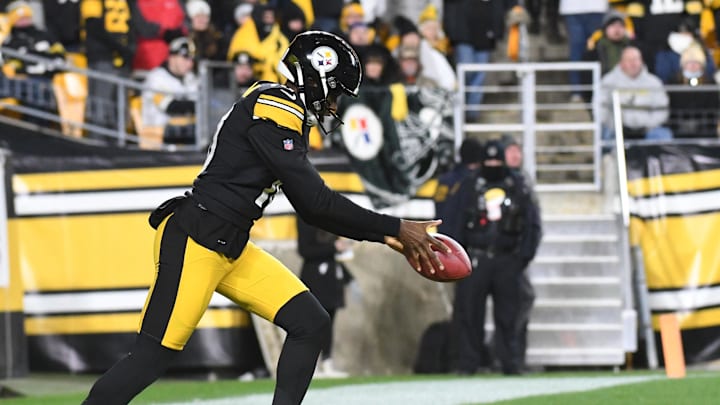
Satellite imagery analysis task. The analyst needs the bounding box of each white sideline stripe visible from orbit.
[23,290,236,315]
[629,190,720,217]
[15,189,436,218]
[14,188,188,216]
[166,376,661,405]
[648,285,720,311]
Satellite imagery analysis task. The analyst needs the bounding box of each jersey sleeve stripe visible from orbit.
[254,102,304,133]
[256,98,305,120]
[258,94,304,116]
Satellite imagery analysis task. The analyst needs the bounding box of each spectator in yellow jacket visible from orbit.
[226,4,288,82]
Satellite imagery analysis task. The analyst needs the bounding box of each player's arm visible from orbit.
[248,125,447,271]
[247,90,448,271]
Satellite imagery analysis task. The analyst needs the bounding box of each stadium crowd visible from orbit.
[0,0,719,143]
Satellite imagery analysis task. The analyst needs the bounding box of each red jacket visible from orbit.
[133,0,186,71]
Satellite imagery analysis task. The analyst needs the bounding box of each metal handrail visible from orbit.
[455,61,602,192]
[0,46,202,150]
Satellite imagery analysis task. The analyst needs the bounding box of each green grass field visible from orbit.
[1,370,718,404]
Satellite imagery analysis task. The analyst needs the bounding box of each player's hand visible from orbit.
[386,219,450,274]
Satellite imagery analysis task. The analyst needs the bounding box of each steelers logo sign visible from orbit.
[311,46,338,73]
[341,104,383,161]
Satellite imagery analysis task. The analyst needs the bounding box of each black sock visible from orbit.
[83,333,180,405]
[272,291,330,405]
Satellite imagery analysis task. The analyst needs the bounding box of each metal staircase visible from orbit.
[526,214,627,366]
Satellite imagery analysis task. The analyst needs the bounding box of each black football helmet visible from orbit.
[278,31,362,124]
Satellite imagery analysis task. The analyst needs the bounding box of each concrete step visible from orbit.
[541,215,617,234]
[528,259,621,278]
[526,329,623,349]
[531,278,622,299]
[536,237,619,256]
[527,349,625,366]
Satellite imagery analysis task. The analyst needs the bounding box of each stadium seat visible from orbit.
[52,70,87,138]
[129,95,164,150]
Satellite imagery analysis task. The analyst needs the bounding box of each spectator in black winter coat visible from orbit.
[42,0,81,51]
[443,0,516,121]
[311,0,344,34]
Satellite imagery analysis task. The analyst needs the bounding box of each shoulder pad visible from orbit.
[250,83,305,134]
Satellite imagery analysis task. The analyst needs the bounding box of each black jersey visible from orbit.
[163,81,400,259]
[80,0,135,66]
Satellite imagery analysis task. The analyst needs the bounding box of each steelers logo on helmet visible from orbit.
[310,46,338,73]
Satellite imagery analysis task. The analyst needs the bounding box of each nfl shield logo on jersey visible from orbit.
[283,138,294,151]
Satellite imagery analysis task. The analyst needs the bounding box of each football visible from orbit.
[412,233,472,282]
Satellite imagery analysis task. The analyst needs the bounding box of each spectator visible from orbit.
[394,15,456,92]
[42,0,81,51]
[346,21,373,51]
[451,138,542,375]
[443,0,513,120]
[585,9,631,75]
[234,2,254,29]
[311,0,343,33]
[141,37,198,146]
[358,0,386,26]
[80,0,135,133]
[1,0,65,121]
[359,43,399,86]
[417,3,449,56]
[667,44,720,138]
[627,0,695,75]
[207,0,239,39]
[335,43,408,204]
[527,0,562,41]
[433,137,483,243]
[397,46,438,88]
[654,18,716,84]
[2,1,65,78]
[599,46,672,141]
[338,1,365,36]
[232,51,259,91]
[501,134,540,373]
[559,0,607,101]
[278,1,308,42]
[187,0,224,62]
[296,217,354,378]
[226,4,288,82]
[132,0,187,72]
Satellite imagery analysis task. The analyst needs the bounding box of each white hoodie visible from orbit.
[599,64,669,130]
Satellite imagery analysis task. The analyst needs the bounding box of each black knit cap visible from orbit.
[483,139,505,162]
[459,137,483,164]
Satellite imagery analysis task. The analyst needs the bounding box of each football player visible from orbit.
[82,31,448,405]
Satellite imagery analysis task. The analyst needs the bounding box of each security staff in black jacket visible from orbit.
[83,31,449,405]
[297,217,353,377]
[452,139,542,375]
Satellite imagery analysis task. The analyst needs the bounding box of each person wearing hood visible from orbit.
[226,4,289,82]
[599,46,673,142]
[279,1,308,42]
[451,138,542,376]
